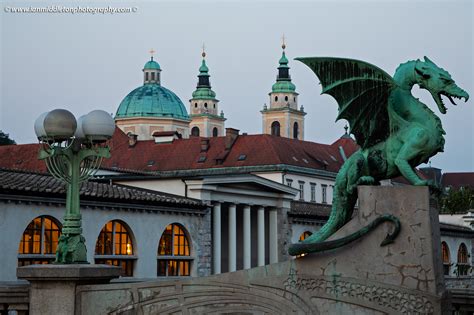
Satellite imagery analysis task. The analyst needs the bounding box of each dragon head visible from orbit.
[414,56,469,114]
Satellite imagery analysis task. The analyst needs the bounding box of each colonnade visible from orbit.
[212,203,279,274]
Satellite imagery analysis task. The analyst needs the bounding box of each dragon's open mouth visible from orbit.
[434,90,469,114]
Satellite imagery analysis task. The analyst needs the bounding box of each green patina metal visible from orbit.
[191,58,217,100]
[272,51,297,93]
[116,84,190,120]
[39,142,110,263]
[289,56,469,256]
[144,59,161,70]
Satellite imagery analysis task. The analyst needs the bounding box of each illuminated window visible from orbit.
[95,220,135,277]
[157,223,192,277]
[441,242,450,275]
[296,231,313,258]
[299,231,312,242]
[18,216,61,266]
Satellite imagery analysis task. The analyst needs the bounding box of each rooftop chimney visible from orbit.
[128,133,138,147]
[225,128,239,150]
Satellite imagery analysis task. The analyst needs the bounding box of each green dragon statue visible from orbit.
[288,56,469,256]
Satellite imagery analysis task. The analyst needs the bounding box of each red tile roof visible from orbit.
[0,127,359,175]
[102,128,358,173]
[442,172,474,189]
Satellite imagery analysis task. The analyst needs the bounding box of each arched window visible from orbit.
[285,96,288,101]
[194,103,198,108]
[191,127,200,137]
[274,96,278,102]
[441,242,450,275]
[456,243,470,276]
[18,216,61,266]
[204,102,208,108]
[212,127,218,137]
[95,220,135,277]
[213,104,216,109]
[299,231,312,242]
[271,121,280,137]
[293,122,299,139]
[157,223,191,277]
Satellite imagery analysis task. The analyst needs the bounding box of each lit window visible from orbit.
[298,181,305,201]
[322,184,328,204]
[18,216,61,266]
[310,183,316,202]
[457,243,470,276]
[299,231,312,241]
[296,231,313,258]
[95,220,135,277]
[157,223,192,277]
[442,242,450,275]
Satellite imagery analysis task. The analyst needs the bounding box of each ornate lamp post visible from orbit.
[34,109,115,264]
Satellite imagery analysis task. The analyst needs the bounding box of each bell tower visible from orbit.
[261,38,306,140]
[189,47,226,137]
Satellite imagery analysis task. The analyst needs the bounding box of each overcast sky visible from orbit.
[1,0,473,172]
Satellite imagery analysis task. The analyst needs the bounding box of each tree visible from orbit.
[440,187,474,214]
[0,130,16,145]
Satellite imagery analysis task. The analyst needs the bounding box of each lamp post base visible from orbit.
[55,234,88,264]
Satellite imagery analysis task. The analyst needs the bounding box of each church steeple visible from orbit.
[189,46,226,138]
[261,38,306,140]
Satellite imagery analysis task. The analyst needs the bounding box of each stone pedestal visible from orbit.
[17,264,120,315]
[75,186,448,314]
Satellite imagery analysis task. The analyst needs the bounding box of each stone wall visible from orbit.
[76,186,448,314]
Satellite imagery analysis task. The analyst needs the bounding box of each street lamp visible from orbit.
[34,109,115,264]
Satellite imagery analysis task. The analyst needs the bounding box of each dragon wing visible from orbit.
[296,57,396,149]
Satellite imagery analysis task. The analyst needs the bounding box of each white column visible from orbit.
[212,203,221,274]
[257,206,265,266]
[243,205,251,269]
[269,208,278,264]
[228,203,237,272]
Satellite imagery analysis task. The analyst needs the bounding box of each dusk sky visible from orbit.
[1,0,473,171]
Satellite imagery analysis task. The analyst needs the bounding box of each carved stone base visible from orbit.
[76,186,448,314]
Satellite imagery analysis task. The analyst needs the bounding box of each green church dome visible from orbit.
[116,84,189,120]
[272,80,296,93]
[144,60,161,70]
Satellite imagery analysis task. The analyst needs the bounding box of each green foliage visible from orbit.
[440,187,474,214]
[0,130,16,145]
